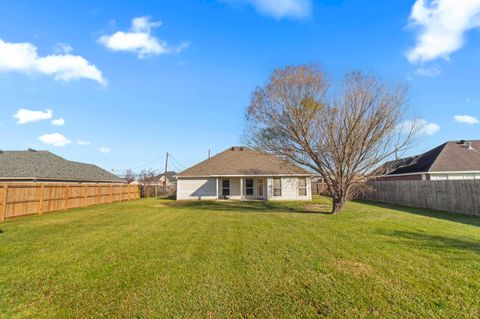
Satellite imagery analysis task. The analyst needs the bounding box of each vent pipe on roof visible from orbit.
[467,142,473,150]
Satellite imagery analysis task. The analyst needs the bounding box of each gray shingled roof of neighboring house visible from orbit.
[176,146,312,177]
[0,150,125,183]
[376,140,480,176]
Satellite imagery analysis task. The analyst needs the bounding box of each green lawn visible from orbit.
[0,197,479,318]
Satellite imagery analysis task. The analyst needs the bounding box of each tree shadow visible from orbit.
[377,229,480,255]
[354,200,480,228]
[164,199,331,215]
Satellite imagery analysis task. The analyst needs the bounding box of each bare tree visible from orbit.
[138,168,160,185]
[124,169,136,183]
[246,65,420,214]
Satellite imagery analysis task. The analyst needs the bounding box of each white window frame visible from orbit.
[273,177,282,197]
[298,177,307,197]
[222,179,230,197]
[245,178,254,196]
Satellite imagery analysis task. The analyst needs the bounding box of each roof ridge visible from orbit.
[425,142,448,172]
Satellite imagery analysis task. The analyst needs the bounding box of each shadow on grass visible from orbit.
[163,199,332,215]
[378,229,480,255]
[354,200,480,228]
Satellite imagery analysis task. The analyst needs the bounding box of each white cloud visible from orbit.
[99,146,111,154]
[422,122,441,135]
[414,66,441,77]
[53,43,73,54]
[51,118,65,126]
[14,108,53,124]
[0,38,105,84]
[76,140,91,146]
[454,115,479,125]
[398,119,440,136]
[225,0,312,19]
[38,133,72,147]
[406,0,480,63]
[99,16,188,59]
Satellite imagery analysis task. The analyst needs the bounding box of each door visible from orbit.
[257,179,264,199]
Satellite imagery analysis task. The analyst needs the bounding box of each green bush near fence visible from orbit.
[0,197,479,318]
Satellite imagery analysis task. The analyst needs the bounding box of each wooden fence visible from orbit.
[0,183,141,221]
[359,180,480,216]
[311,181,328,196]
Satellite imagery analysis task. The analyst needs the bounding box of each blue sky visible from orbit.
[0,0,479,174]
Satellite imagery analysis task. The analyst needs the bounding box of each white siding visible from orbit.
[430,173,480,180]
[176,178,217,200]
[267,177,312,201]
[177,176,311,201]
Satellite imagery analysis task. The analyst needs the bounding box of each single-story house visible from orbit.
[176,146,312,200]
[374,140,480,181]
[0,149,125,183]
[159,171,177,187]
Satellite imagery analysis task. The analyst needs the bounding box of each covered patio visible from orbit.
[214,176,267,200]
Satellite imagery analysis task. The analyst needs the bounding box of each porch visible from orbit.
[214,177,267,200]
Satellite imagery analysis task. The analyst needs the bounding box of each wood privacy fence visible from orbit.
[359,180,480,216]
[311,181,328,196]
[0,183,141,221]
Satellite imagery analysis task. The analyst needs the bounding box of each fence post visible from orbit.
[38,185,44,215]
[1,185,7,221]
[83,185,87,206]
[95,185,100,204]
[63,185,70,210]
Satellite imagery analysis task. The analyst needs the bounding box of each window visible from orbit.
[298,177,307,196]
[246,179,254,196]
[222,179,230,196]
[273,177,282,196]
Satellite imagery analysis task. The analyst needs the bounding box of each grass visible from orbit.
[0,197,479,318]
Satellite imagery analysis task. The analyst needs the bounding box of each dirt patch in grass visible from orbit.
[332,259,373,277]
[304,204,329,212]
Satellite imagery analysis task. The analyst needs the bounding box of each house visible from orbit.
[0,149,125,183]
[375,140,480,181]
[159,171,177,187]
[175,146,312,200]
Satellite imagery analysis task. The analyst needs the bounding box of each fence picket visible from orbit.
[0,183,140,220]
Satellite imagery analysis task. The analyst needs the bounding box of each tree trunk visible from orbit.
[331,197,346,214]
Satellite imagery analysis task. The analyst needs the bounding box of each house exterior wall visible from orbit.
[176,177,217,200]
[177,176,311,201]
[428,173,480,180]
[374,174,424,181]
[267,177,311,201]
[376,172,480,181]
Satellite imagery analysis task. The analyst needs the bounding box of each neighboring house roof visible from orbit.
[0,150,125,183]
[177,146,312,177]
[160,171,177,182]
[377,140,480,176]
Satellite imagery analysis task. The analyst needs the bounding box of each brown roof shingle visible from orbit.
[377,140,480,176]
[177,147,311,177]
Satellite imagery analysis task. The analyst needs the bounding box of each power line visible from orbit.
[168,154,186,170]
[112,152,186,173]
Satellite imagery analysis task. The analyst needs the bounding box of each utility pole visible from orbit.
[163,152,169,195]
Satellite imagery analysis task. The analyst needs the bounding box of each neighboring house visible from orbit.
[159,171,177,187]
[176,146,312,200]
[375,140,480,181]
[0,149,125,183]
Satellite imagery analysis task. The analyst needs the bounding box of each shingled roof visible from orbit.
[0,150,125,183]
[177,146,312,177]
[377,140,480,176]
